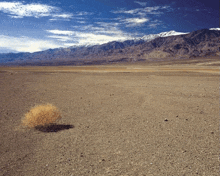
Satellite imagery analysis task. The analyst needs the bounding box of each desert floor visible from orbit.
[0,58,219,175]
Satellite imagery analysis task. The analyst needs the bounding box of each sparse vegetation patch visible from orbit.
[22,104,62,128]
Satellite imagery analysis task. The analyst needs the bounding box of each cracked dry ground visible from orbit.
[0,68,219,176]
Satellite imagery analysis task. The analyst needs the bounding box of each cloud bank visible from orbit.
[0,35,62,53]
[46,27,134,47]
[112,6,171,16]
[120,17,149,27]
[0,1,72,19]
[111,5,172,28]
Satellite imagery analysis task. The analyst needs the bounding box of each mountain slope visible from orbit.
[0,29,219,66]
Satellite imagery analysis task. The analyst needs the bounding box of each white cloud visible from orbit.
[72,23,123,36]
[71,32,133,46]
[0,35,62,53]
[0,2,55,18]
[118,17,149,27]
[71,22,130,38]
[49,18,58,21]
[134,1,147,6]
[111,5,173,28]
[46,27,135,47]
[0,1,73,19]
[95,22,120,29]
[48,35,72,42]
[46,30,75,35]
[49,11,93,21]
[112,5,171,16]
[147,19,163,28]
[76,12,94,16]
[0,19,140,53]
[112,8,138,14]
[177,7,213,14]
[77,21,86,24]
[148,23,157,28]
[52,13,73,18]
[64,43,78,47]
[125,18,148,23]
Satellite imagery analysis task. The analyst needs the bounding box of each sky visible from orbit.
[0,0,219,53]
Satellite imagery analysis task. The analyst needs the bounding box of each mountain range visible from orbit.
[0,28,220,66]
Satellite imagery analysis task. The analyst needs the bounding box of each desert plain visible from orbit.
[0,57,219,176]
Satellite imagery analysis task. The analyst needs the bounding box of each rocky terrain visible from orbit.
[0,28,219,66]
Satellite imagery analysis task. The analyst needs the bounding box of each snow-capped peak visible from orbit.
[158,30,188,37]
[209,28,220,31]
[140,30,189,42]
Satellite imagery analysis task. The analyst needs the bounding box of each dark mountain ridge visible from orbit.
[0,29,219,66]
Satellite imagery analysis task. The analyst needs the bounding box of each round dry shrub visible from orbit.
[22,104,62,128]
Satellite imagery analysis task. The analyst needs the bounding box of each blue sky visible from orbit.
[0,0,218,53]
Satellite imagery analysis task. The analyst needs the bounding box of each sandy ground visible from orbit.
[0,60,219,175]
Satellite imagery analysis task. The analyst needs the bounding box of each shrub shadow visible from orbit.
[35,124,74,133]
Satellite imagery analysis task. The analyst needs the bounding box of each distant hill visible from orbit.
[0,28,219,66]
